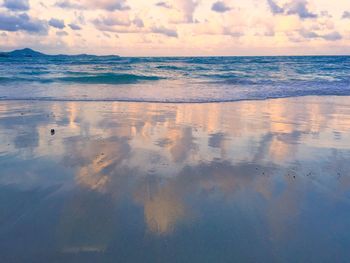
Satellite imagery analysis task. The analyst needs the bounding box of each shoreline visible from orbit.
[1,94,350,104]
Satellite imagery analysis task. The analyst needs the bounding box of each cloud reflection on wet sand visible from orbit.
[0,96,350,262]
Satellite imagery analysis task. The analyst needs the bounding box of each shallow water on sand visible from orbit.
[0,96,350,262]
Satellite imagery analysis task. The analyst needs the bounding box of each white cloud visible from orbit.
[3,0,29,11]
[55,0,130,11]
[151,26,178,37]
[49,18,65,29]
[211,1,231,13]
[0,0,348,55]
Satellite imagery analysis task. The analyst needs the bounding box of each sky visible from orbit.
[0,0,350,56]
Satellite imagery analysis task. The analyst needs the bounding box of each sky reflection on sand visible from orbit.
[0,96,350,262]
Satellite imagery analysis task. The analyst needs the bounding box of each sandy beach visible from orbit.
[1,96,350,262]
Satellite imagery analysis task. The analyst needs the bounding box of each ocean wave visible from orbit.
[0,73,164,85]
[155,65,183,70]
[1,56,350,103]
[54,73,163,84]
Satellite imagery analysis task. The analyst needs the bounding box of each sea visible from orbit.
[0,56,350,102]
[1,55,350,261]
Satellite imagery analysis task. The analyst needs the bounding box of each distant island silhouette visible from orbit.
[0,48,120,58]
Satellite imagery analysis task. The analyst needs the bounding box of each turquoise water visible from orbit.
[0,56,350,102]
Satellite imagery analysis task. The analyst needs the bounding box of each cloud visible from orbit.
[300,29,342,41]
[322,31,342,41]
[174,0,198,23]
[103,32,111,38]
[223,28,244,37]
[155,1,171,9]
[55,0,81,9]
[151,26,178,37]
[286,0,317,19]
[267,0,317,19]
[95,0,130,11]
[342,11,350,19]
[68,23,81,30]
[92,14,145,33]
[0,13,48,34]
[195,21,244,38]
[93,15,131,28]
[73,11,86,24]
[92,17,142,34]
[56,30,68,36]
[267,0,284,14]
[3,0,29,11]
[92,14,176,38]
[300,29,318,38]
[264,27,275,36]
[320,11,332,18]
[133,18,144,28]
[211,1,231,13]
[55,0,130,11]
[49,18,65,29]
[155,1,200,24]
[39,1,47,8]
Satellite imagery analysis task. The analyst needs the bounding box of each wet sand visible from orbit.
[0,96,350,262]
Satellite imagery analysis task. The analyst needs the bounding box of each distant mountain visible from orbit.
[0,48,119,58]
[0,48,46,58]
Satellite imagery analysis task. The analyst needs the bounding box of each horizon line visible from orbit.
[2,48,350,58]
